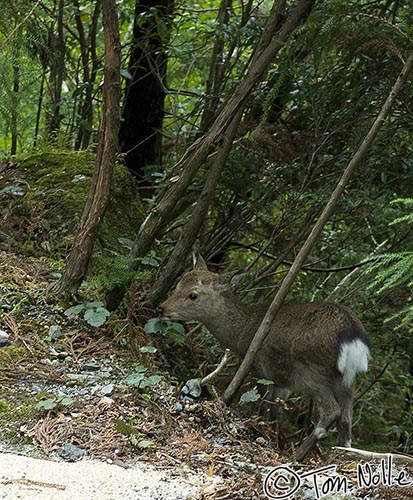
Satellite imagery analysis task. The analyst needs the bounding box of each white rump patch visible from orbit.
[337,339,370,388]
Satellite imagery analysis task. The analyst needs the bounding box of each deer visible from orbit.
[156,255,371,461]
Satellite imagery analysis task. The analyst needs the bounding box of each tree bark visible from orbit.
[223,51,413,405]
[46,0,65,137]
[132,0,316,256]
[55,0,120,297]
[147,109,243,305]
[199,0,233,133]
[11,46,20,156]
[106,0,316,310]
[73,0,101,150]
[118,0,173,182]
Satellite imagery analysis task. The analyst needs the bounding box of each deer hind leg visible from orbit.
[295,389,341,462]
[334,381,354,448]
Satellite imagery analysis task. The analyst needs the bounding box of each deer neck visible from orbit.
[198,296,260,357]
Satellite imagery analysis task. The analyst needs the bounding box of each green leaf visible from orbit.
[167,322,185,335]
[64,304,85,316]
[35,399,57,410]
[125,373,145,386]
[141,256,159,267]
[139,345,157,354]
[117,237,134,249]
[115,419,140,436]
[137,439,154,449]
[240,389,260,403]
[256,379,274,386]
[139,375,162,388]
[84,307,110,327]
[60,397,75,406]
[144,318,164,334]
[120,68,132,80]
[84,301,104,309]
[134,365,147,373]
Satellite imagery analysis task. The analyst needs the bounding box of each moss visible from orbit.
[0,386,39,445]
[0,399,10,412]
[14,148,145,258]
[0,346,27,366]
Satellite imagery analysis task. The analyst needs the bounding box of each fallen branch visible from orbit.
[334,446,413,465]
[201,349,233,386]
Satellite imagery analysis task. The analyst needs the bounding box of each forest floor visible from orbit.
[1,159,413,500]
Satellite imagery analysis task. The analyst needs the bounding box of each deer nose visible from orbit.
[156,305,164,317]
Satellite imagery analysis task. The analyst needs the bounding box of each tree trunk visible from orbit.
[11,46,19,155]
[46,0,65,137]
[223,51,413,405]
[54,0,121,297]
[147,109,243,305]
[130,0,316,262]
[106,0,316,310]
[74,0,101,150]
[118,0,174,182]
[199,0,233,133]
[34,70,45,147]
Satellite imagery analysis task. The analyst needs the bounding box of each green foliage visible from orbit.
[0,400,10,412]
[366,198,413,331]
[144,318,186,345]
[35,396,75,412]
[65,301,110,327]
[89,249,158,295]
[240,389,260,404]
[124,365,162,389]
[115,418,154,448]
[90,254,138,290]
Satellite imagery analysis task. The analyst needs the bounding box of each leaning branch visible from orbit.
[104,0,317,310]
[223,52,413,405]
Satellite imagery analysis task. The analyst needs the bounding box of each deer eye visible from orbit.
[188,292,198,301]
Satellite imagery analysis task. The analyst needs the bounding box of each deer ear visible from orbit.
[192,252,208,270]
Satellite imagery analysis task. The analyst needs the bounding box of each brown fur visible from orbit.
[158,264,371,461]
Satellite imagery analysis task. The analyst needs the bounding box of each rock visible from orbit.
[181,379,202,398]
[66,373,96,384]
[48,325,62,341]
[256,436,266,445]
[83,361,101,372]
[0,329,9,340]
[0,330,11,347]
[58,443,85,461]
[175,402,184,413]
[100,383,114,396]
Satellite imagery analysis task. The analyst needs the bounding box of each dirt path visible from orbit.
[0,452,214,500]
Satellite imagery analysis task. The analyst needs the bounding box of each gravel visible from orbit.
[0,452,214,499]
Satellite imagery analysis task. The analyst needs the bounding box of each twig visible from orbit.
[1,1,41,51]
[201,349,233,386]
[1,478,65,491]
[4,315,33,354]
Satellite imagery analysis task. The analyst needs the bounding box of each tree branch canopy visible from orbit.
[223,51,413,405]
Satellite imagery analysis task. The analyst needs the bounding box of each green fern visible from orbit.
[90,254,140,290]
[367,252,413,295]
[366,198,413,331]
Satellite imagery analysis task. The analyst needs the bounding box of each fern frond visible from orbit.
[385,305,413,332]
[367,252,413,294]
